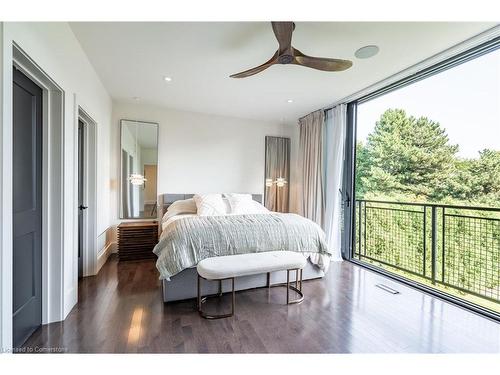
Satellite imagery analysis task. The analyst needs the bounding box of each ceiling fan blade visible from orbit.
[271,22,294,54]
[292,48,353,72]
[230,52,279,78]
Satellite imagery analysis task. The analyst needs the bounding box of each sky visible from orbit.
[357,48,500,159]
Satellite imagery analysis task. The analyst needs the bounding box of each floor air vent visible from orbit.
[376,284,400,294]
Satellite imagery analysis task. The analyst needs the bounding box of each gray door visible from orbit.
[78,120,86,278]
[13,67,43,347]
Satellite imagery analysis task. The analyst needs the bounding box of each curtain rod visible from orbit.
[298,25,500,123]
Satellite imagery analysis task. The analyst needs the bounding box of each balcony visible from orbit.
[354,200,500,314]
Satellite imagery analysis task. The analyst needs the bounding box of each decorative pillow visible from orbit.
[162,198,197,222]
[226,195,269,215]
[193,194,227,216]
[221,197,232,214]
[223,193,253,201]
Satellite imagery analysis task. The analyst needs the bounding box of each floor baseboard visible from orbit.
[97,242,116,273]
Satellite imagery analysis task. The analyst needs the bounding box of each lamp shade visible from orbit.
[275,177,287,187]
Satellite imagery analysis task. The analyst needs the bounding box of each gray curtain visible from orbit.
[264,136,290,212]
[299,110,325,227]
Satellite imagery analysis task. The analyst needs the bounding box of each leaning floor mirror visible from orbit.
[264,136,290,213]
[120,119,159,219]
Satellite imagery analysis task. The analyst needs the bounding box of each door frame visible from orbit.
[77,108,97,278]
[0,42,65,350]
[340,102,357,260]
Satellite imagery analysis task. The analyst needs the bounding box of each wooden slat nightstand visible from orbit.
[117,221,158,261]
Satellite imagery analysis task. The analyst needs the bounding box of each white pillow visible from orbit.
[223,193,252,201]
[162,198,197,222]
[221,197,232,214]
[226,196,269,215]
[193,194,227,216]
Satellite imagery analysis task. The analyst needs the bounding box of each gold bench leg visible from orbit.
[286,269,290,304]
[198,275,235,319]
[269,269,305,305]
[197,274,201,311]
[285,268,304,305]
[231,277,235,316]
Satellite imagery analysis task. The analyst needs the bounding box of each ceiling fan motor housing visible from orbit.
[278,54,294,64]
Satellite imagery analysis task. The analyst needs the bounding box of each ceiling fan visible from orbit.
[230,22,353,78]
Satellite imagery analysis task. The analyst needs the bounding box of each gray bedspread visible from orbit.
[153,213,331,280]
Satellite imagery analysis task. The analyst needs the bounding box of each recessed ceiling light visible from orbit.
[355,45,380,59]
[286,99,293,103]
[163,76,172,82]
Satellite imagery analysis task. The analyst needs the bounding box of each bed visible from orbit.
[155,193,330,302]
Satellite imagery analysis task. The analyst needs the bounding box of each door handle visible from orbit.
[339,189,350,207]
[79,205,88,210]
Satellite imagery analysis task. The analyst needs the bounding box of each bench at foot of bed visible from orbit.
[160,259,325,303]
[196,251,307,319]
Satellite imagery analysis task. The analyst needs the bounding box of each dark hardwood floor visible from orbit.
[23,255,500,353]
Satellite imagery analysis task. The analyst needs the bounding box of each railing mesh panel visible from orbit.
[363,206,425,275]
[354,200,500,305]
[444,214,500,301]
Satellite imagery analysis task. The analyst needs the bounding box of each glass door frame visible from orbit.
[340,38,500,322]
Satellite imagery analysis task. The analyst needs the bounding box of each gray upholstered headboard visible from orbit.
[157,193,263,222]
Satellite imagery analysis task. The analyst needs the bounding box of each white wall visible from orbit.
[141,148,157,165]
[112,101,299,221]
[0,22,113,349]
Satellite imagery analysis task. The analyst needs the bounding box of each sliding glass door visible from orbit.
[344,40,500,318]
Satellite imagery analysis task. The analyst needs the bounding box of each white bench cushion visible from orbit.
[197,251,307,280]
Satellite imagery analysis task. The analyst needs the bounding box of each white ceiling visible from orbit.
[70,22,496,125]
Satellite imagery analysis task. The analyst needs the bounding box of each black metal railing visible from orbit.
[355,200,500,304]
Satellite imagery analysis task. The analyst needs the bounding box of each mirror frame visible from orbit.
[119,119,159,220]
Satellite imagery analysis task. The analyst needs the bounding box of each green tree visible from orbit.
[355,141,370,198]
[359,109,458,200]
[461,149,500,205]
[445,158,476,201]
